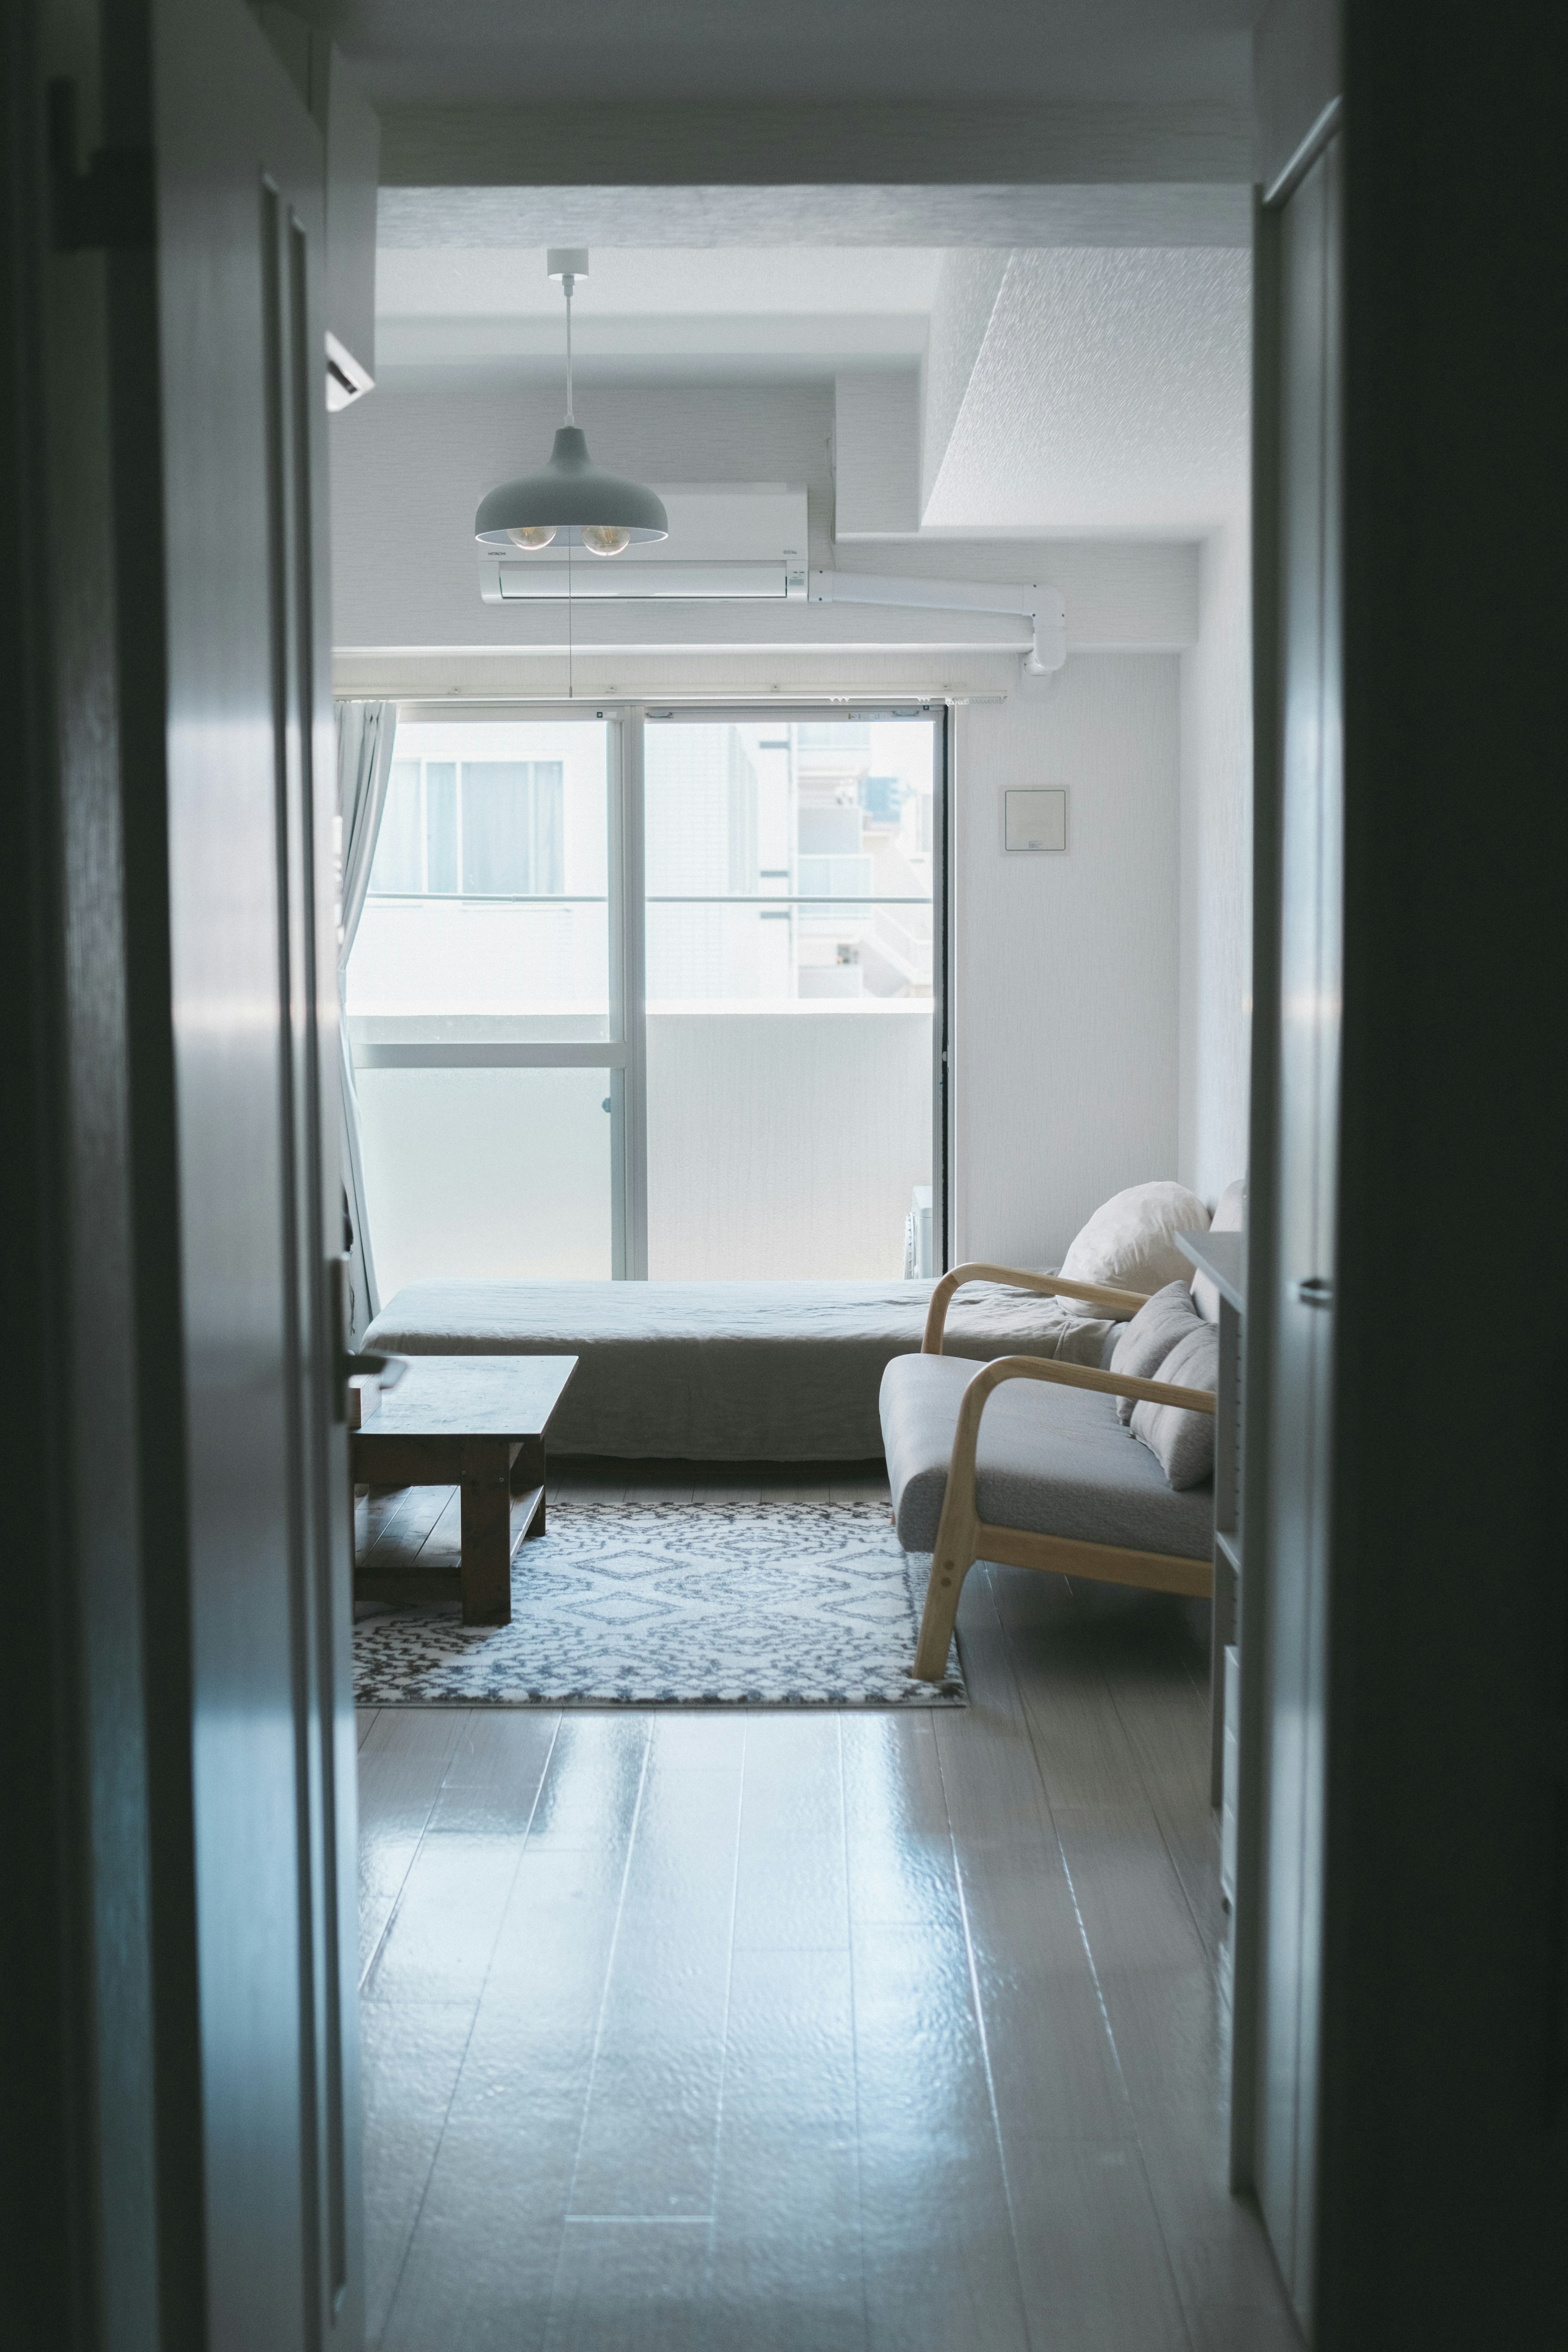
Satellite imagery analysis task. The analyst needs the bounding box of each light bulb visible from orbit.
[579,523,631,557]
[507,524,557,550]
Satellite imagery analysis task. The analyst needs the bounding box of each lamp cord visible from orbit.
[562,273,575,425]
[562,271,575,695]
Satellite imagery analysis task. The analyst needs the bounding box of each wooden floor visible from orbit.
[356,1459,1297,2352]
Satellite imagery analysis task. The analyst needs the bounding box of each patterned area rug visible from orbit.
[352,1498,964,1707]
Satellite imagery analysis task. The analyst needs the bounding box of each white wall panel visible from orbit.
[1177,521,1252,1201]
[952,653,1182,1266]
[646,1008,932,1279]
[833,371,922,536]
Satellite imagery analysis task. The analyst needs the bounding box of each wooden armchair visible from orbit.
[904,1263,1216,1683]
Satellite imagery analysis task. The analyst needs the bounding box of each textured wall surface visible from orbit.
[1178,523,1252,1203]
[952,654,1183,1265]
[921,251,1011,512]
[925,247,1250,533]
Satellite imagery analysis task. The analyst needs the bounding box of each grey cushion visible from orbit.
[366,1277,1119,1461]
[880,1352,1214,1559]
[1107,1280,1203,1425]
[1130,1323,1220,1490]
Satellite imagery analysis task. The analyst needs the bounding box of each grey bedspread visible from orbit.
[364,1278,1117,1461]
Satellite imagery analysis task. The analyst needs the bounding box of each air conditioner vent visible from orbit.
[480,483,808,604]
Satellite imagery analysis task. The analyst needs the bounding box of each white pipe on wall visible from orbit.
[809,570,1067,674]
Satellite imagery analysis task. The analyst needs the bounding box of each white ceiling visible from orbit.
[375,187,1254,251]
[376,246,942,381]
[321,0,1261,108]
[924,248,1251,534]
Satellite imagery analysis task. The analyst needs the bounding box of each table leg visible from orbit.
[510,1434,547,1535]
[459,1440,514,1626]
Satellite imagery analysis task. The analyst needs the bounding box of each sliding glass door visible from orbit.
[643,714,940,1278]
[346,704,944,1292]
[346,715,623,1292]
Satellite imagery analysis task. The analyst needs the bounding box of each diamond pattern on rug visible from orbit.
[352,1498,963,1707]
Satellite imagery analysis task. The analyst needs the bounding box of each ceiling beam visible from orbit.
[377,184,1254,249]
[378,99,1254,191]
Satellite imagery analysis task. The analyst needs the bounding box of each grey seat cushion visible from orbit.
[880,1352,1214,1559]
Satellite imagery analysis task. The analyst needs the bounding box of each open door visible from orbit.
[2,0,360,2342]
[154,1,362,2341]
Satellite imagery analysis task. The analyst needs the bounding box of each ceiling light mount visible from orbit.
[474,248,668,558]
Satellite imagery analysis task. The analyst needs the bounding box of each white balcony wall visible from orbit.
[356,1064,615,1294]
[647,1004,931,1279]
[354,1009,931,1292]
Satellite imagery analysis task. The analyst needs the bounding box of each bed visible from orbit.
[363,1181,1233,1462]
[362,1277,1120,1460]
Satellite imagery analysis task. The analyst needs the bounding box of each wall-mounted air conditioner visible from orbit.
[480,484,808,603]
[478,482,1067,674]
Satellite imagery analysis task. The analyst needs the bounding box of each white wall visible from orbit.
[953,655,1183,1266]
[1177,521,1251,1203]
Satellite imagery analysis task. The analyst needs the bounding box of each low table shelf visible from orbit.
[350,1354,578,1626]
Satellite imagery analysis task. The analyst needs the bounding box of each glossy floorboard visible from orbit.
[356,1458,1298,2351]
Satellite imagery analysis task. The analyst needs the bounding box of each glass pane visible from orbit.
[424,762,458,893]
[347,719,610,1047]
[356,1066,613,1290]
[368,760,421,893]
[459,760,566,894]
[645,718,935,1277]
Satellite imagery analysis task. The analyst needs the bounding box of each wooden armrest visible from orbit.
[921,1261,1152,1354]
[959,1353,1217,1417]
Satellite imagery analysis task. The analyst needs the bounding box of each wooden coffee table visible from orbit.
[351,1354,578,1626]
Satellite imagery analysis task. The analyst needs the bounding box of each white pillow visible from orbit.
[1057,1180,1212,1310]
[1129,1323,1219,1490]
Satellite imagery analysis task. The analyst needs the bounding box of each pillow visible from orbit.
[1057,1180,1212,1312]
[1130,1323,1219,1490]
[1108,1280,1203,1424]
[1191,1176,1246,1324]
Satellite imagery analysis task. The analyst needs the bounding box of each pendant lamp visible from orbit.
[474,250,668,556]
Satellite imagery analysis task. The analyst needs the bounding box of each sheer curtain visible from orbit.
[336,699,397,1343]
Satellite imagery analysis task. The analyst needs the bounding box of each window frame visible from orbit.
[359,698,949,1280]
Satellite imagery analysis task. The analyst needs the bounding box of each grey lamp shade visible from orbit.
[474,426,668,547]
